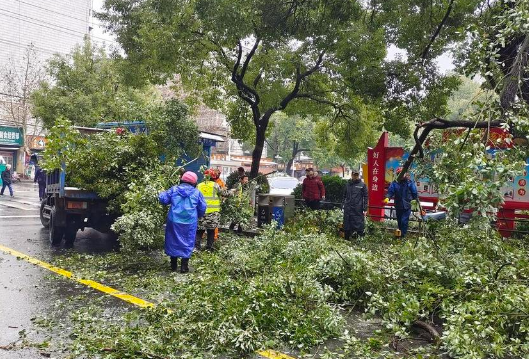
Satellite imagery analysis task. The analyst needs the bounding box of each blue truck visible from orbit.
[40,124,223,247]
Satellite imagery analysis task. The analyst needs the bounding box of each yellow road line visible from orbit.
[0,243,297,359]
[257,350,298,359]
[0,244,154,309]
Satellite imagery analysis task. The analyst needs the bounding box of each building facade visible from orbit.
[0,0,92,174]
[0,0,92,65]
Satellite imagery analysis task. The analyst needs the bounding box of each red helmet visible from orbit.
[204,169,216,179]
[211,168,220,179]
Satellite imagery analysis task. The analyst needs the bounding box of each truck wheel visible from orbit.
[40,200,50,228]
[64,226,77,248]
[49,211,65,246]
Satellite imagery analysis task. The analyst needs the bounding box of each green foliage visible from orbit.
[321,175,348,204]
[99,0,392,171]
[51,229,347,357]
[42,100,200,250]
[285,209,344,237]
[225,170,269,194]
[267,113,316,169]
[41,117,86,171]
[31,39,159,128]
[225,170,242,190]
[146,99,201,162]
[293,175,347,204]
[430,0,529,216]
[111,163,182,250]
[415,127,526,220]
[446,76,497,121]
[220,186,254,227]
[43,218,529,358]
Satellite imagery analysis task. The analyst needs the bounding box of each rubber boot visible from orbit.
[195,230,204,250]
[205,229,215,251]
[170,257,178,271]
[180,258,189,273]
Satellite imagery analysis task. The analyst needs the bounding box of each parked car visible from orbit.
[268,175,299,195]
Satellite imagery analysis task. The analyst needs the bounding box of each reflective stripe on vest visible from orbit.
[198,181,221,213]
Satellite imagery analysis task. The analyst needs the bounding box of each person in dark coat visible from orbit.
[159,171,207,273]
[0,164,14,197]
[343,170,368,239]
[34,165,47,201]
[385,168,418,238]
[302,168,325,210]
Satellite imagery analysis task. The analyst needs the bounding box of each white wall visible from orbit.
[0,0,92,66]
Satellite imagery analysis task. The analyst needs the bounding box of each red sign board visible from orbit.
[367,132,388,221]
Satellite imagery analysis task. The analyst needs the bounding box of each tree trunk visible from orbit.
[250,126,266,179]
[285,141,299,175]
[250,113,274,178]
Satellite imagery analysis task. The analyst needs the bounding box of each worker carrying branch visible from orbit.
[384,168,418,238]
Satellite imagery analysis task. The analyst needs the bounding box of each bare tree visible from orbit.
[0,45,45,158]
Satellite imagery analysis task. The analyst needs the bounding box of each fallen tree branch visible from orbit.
[412,320,441,343]
[494,262,514,281]
[397,117,503,181]
[102,347,168,359]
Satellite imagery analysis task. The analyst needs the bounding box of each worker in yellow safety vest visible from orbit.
[196,169,224,251]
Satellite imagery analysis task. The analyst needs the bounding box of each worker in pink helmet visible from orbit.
[159,171,206,273]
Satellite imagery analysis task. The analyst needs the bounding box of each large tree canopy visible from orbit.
[31,40,160,129]
[395,0,529,218]
[99,0,483,177]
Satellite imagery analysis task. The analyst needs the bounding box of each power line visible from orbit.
[0,37,67,56]
[0,92,26,99]
[13,0,104,25]
[0,8,117,44]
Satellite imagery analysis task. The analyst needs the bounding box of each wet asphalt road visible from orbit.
[0,181,122,358]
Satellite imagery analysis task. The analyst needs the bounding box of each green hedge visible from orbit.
[293,175,347,204]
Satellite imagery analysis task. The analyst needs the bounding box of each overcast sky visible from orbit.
[91,0,455,74]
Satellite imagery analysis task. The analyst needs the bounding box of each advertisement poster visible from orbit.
[384,150,440,201]
[502,162,529,203]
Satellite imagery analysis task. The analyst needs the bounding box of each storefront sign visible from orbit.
[0,126,23,146]
[27,135,47,150]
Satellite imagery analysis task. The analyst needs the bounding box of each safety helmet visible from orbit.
[181,171,198,185]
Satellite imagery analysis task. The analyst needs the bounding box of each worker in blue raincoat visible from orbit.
[159,171,207,273]
[385,168,418,238]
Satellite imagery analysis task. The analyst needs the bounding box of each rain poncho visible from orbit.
[159,183,206,258]
[387,179,418,210]
[343,179,368,232]
[387,179,418,237]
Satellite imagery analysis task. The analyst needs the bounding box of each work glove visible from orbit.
[411,199,419,211]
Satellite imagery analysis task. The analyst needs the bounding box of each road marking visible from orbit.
[0,244,155,309]
[0,215,40,218]
[0,244,298,359]
[0,201,38,211]
[257,350,297,359]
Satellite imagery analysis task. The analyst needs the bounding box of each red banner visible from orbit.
[367,132,388,221]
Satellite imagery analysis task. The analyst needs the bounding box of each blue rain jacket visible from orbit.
[387,179,418,210]
[159,183,207,258]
